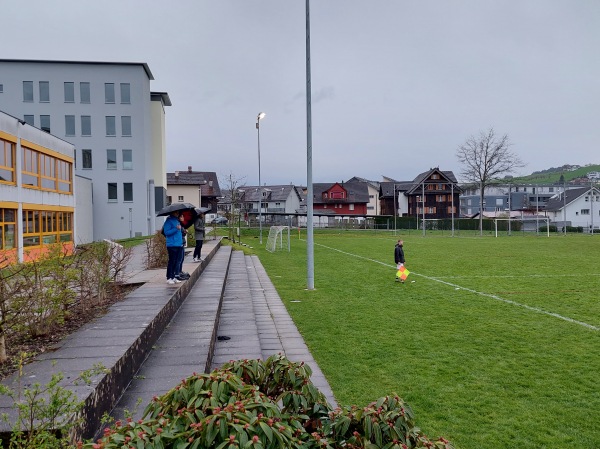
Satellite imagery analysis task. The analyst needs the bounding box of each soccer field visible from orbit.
[255,231,600,449]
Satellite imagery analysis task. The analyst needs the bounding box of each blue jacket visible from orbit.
[163,215,183,248]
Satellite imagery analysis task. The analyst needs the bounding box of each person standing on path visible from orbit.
[192,211,205,262]
[175,214,190,280]
[163,211,184,284]
[394,240,406,283]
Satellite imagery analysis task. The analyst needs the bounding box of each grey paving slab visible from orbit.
[247,254,337,407]
[108,245,232,421]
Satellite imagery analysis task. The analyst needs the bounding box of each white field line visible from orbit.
[312,241,600,332]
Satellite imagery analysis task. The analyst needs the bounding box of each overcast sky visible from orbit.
[3,1,600,185]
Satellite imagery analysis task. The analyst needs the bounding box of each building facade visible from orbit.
[545,186,600,231]
[166,167,221,212]
[0,110,75,264]
[0,59,170,240]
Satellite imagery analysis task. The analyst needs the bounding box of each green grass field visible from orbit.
[250,231,600,449]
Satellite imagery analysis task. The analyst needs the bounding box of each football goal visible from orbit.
[493,218,550,237]
[266,226,290,252]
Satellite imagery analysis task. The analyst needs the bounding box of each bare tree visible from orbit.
[456,127,525,234]
[220,172,246,243]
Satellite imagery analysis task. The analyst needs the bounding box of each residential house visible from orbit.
[545,186,600,231]
[459,184,564,217]
[166,167,221,212]
[0,59,171,240]
[0,110,76,264]
[379,178,412,217]
[238,184,303,225]
[380,169,460,219]
[345,176,381,215]
[312,182,370,216]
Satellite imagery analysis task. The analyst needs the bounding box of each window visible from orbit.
[549,187,554,193]
[122,149,132,169]
[585,196,589,202]
[40,115,51,133]
[496,198,504,206]
[108,183,118,202]
[22,210,73,247]
[82,149,92,169]
[178,196,184,202]
[24,115,34,126]
[64,82,74,102]
[581,209,590,215]
[106,149,117,169]
[80,82,90,103]
[349,204,355,211]
[0,208,17,250]
[57,160,72,193]
[23,81,34,102]
[0,138,15,183]
[105,83,115,103]
[40,153,56,190]
[81,116,91,136]
[120,83,130,103]
[121,116,131,136]
[123,183,133,202]
[65,115,75,136]
[106,116,116,136]
[0,84,3,93]
[39,81,50,102]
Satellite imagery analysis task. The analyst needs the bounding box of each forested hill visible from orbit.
[508,164,600,184]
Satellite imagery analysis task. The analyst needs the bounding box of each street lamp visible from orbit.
[256,112,266,244]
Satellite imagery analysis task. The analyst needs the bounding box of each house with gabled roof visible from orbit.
[380,168,461,219]
[166,166,221,212]
[239,184,303,217]
[312,182,370,215]
[544,185,600,231]
[345,176,381,215]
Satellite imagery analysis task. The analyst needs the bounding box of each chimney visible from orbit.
[174,171,179,178]
[188,166,192,173]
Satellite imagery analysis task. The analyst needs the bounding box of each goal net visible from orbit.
[493,218,550,237]
[266,226,290,252]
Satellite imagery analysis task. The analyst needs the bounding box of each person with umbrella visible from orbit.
[192,207,209,262]
[163,210,185,285]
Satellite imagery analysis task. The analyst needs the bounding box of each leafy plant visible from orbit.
[0,356,105,449]
[81,355,452,449]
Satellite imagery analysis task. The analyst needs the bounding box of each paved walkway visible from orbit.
[0,237,335,439]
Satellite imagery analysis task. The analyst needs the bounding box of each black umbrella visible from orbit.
[156,203,196,217]
[195,207,211,214]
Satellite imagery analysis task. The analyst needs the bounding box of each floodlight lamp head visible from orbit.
[257,112,266,121]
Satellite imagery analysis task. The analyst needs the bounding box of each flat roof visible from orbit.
[0,59,154,80]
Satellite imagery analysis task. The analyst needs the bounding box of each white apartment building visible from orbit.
[0,59,171,240]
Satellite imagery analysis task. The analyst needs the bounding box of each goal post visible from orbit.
[494,218,550,237]
[266,226,290,252]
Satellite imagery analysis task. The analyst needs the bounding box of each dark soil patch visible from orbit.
[0,284,140,380]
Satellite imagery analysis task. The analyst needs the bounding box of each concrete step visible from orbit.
[109,245,232,420]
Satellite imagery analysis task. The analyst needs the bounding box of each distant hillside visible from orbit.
[508,164,600,184]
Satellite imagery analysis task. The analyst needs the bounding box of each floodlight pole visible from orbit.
[508,183,512,235]
[422,182,425,237]
[563,179,567,235]
[591,181,595,235]
[451,183,455,237]
[306,0,315,290]
[256,112,266,244]
[393,184,397,236]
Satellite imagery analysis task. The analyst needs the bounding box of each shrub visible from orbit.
[82,354,453,449]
